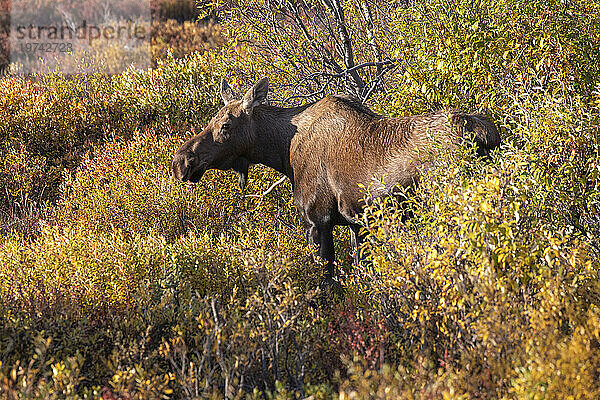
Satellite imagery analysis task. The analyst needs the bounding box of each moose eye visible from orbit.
[184,155,195,168]
[215,123,232,143]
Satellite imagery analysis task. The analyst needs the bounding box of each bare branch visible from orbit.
[245,176,288,199]
[245,176,289,212]
[224,0,401,104]
[285,1,344,74]
[360,0,383,75]
[321,0,366,94]
[282,76,335,104]
[323,59,397,78]
[361,62,401,102]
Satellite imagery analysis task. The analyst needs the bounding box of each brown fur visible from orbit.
[173,78,501,276]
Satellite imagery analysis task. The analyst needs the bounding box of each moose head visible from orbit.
[171,77,269,190]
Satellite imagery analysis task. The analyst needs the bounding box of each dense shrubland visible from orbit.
[1,0,600,398]
[0,55,224,232]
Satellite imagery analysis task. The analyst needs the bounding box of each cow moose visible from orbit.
[172,77,501,278]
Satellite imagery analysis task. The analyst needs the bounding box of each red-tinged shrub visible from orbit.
[327,299,388,371]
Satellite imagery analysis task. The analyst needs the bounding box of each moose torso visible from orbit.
[173,79,500,278]
[251,95,489,228]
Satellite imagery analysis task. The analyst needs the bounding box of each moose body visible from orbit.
[172,78,500,277]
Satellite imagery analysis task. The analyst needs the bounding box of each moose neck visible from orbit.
[247,104,310,184]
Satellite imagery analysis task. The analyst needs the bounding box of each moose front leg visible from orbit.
[306,222,335,278]
[318,224,335,278]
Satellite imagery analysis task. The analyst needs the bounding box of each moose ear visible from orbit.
[242,77,269,113]
[221,79,236,105]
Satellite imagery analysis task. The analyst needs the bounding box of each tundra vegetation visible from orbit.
[0,0,599,399]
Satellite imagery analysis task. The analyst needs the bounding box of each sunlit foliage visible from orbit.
[1,0,600,398]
